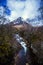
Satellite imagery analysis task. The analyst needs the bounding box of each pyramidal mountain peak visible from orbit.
[11,17,26,25]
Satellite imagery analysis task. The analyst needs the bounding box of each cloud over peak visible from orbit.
[7,0,40,21]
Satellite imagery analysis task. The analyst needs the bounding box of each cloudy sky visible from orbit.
[0,0,43,26]
[7,0,41,21]
[0,0,41,20]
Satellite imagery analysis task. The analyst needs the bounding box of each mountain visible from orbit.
[11,17,43,59]
[12,17,24,25]
[9,17,43,35]
[1,16,43,60]
[10,17,32,31]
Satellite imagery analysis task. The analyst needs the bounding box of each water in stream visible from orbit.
[15,34,27,53]
[15,34,27,65]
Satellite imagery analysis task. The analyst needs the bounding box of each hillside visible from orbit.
[11,17,43,60]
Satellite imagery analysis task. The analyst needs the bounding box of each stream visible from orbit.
[15,34,27,65]
[15,34,27,53]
